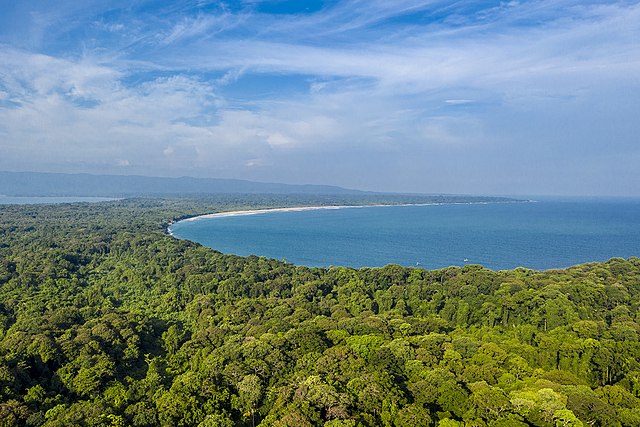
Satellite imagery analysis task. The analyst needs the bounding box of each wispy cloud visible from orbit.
[161,12,244,45]
[0,0,638,195]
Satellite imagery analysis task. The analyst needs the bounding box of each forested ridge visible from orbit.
[0,197,639,427]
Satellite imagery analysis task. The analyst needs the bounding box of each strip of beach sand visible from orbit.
[177,200,514,223]
[180,205,381,222]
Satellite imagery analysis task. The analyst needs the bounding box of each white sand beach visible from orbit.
[177,200,513,223]
[180,205,370,222]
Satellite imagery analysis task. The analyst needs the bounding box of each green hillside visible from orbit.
[0,198,638,426]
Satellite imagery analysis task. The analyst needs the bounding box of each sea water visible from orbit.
[169,198,640,271]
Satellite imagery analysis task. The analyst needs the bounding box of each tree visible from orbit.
[237,374,262,427]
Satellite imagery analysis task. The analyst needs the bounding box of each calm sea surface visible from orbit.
[169,199,640,271]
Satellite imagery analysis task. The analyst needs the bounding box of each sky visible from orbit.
[0,0,639,196]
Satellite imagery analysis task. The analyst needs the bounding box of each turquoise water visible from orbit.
[0,196,117,205]
[169,199,640,271]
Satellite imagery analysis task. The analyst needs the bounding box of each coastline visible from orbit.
[180,204,381,222]
[168,203,429,235]
[172,200,526,225]
[164,199,640,270]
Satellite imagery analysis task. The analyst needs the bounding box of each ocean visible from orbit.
[168,198,640,271]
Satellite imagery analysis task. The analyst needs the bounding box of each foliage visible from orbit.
[0,197,639,426]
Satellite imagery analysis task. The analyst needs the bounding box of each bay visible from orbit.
[169,198,640,271]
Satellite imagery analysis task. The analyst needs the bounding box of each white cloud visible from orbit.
[162,13,242,45]
[145,0,639,104]
[0,49,227,174]
[445,99,474,105]
[0,1,639,194]
[266,133,293,147]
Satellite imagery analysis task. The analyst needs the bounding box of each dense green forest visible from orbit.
[0,197,639,426]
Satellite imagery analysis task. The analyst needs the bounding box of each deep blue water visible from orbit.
[169,199,640,271]
[0,196,117,205]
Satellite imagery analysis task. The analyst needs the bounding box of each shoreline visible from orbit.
[163,199,638,272]
[171,200,526,226]
[179,204,363,222]
[176,202,475,223]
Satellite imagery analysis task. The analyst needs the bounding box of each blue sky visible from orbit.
[0,0,639,196]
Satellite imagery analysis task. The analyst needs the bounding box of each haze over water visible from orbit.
[170,199,640,271]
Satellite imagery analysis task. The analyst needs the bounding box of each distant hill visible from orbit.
[0,171,371,197]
